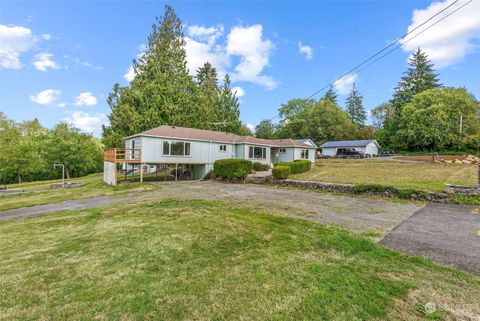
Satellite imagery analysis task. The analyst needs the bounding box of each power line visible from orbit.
[267,0,471,122]
[304,0,463,100]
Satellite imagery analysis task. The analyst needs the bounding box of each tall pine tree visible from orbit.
[391,48,441,111]
[323,86,338,105]
[196,62,220,129]
[345,82,366,127]
[103,5,200,147]
[217,74,243,134]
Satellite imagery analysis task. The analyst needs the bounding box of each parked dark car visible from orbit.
[379,150,394,156]
[336,148,364,159]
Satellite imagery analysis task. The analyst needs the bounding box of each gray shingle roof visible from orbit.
[126,125,317,148]
[320,140,378,148]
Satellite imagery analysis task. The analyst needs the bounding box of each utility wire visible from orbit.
[267,0,471,122]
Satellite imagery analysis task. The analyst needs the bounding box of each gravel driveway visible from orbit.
[0,181,420,236]
[381,203,480,274]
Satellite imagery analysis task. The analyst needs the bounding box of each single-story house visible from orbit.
[320,139,380,157]
[103,125,317,185]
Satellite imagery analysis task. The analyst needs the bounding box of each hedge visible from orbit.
[278,160,311,174]
[213,159,253,180]
[272,165,290,179]
[252,162,269,171]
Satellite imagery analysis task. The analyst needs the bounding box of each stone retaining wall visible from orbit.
[248,177,449,202]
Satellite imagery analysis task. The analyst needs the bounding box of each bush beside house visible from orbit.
[278,160,311,174]
[272,166,290,180]
[252,162,269,171]
[213,159,253,180]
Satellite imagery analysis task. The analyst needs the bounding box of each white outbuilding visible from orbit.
[320,139,380,157]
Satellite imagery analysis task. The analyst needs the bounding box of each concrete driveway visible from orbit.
[381,203,480,274]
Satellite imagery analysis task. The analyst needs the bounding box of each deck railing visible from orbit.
[104,148,142,163]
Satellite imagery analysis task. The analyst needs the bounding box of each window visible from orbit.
[279,148,286,154]
[249,146,267,159]
[301,149,309,159]
[219,144,227,152]
[162,141,191,156]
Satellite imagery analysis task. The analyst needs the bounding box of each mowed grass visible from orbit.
[291,159,477,191]
[1,199,479,320]
[0,174,156,211]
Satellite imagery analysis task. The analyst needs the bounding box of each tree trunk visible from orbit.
[17,173,22,184]
[65,167,70,179]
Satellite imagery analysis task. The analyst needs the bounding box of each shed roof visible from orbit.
[320,139,379,148]
[126,125,317,148]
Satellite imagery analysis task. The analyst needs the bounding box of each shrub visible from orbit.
[353,184,393,194]
[213,159,252,180]
[252,162,269,171]
[272,165,290,179]
[278,160,311,174]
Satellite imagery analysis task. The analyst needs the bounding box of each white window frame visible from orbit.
[162,141,191,157]
[219,144,227,152]
[300,149,309,159]
[248,146,267,159]
[279,148,286,154]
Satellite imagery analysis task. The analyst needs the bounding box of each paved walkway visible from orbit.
[381,203,480,274]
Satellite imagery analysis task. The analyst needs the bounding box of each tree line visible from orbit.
[102,5,250,148]
[255,49,480,152]
[0,113,103,185]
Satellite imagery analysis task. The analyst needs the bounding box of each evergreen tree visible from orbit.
[345,82,366,127]
[391,48,441,111]
[217,74,242,134]
[323,86,338,104]
[196,62,220,129]
[103,5,200,147]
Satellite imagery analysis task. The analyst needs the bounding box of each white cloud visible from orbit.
[57,102,66,108]
[298,41,313,60]
[402,0,480,68]
[123,44,145,82]
[232,86,245,97]
[0,24,37,69]
[124,65,136,82]
[227,25,277,89]
[334,74,358,95]
[41,33,52,40]
[187,24,223,42]
[246,123,255,132]
[29,89,61,105]
[65,111,106,133]
[74,92,97,106]
[185,24,230,76]
[33,52,60,71]
[184,24,277,89]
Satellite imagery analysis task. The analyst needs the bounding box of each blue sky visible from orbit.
[1,0,479,136]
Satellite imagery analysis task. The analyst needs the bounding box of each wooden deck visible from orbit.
[104,148,141,163]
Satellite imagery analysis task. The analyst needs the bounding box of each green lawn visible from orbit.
[1,199,478,320]
[0,173,157,211]
[290,159,477,192]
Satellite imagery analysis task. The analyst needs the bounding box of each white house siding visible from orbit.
[276,147,295,164]
[321,147,337,157]
[365,142,379,156]
[294,147,316,164]
[124,137,142,160]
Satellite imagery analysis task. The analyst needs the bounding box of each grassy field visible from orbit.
[1,199,479,320]
[0,174,159,211]
[291,159,477,192]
